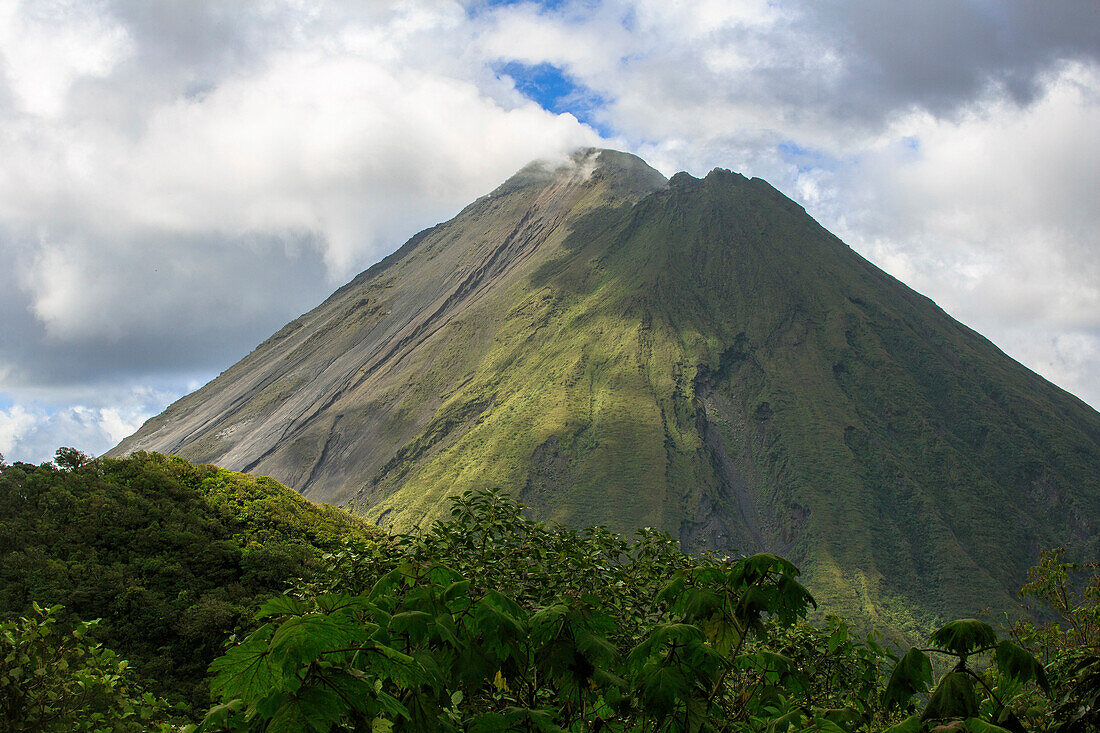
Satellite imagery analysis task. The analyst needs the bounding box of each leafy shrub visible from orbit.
[0,603,181,732]
[200,489,886,731]
[1012,549,1100,731]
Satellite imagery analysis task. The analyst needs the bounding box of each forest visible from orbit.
[0,450,1096,732]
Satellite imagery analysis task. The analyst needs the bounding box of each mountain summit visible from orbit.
[112,148,1099,626]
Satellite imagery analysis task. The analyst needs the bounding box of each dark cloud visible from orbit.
[0,227,331,387]
[805,0,1100,116]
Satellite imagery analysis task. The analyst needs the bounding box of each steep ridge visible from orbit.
[113,150,1099,628]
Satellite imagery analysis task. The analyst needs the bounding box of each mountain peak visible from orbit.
[492,147,667,200]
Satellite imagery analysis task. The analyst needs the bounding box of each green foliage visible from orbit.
[929,620,999,662]
[7,449,1089,732]
[884,648,933,709]
[0,449,377,711]
[0,603,183,732]
[1011,549,1100,732]
[882,615,1052,732]
[201,489,907,732]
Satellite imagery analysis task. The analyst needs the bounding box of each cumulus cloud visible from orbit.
[0,1,596,381]
[0,0,1097,461]
[0,385,177,464]
[0,0,132,118]
[802,63,1100,406]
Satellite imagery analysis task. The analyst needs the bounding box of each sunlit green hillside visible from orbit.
[0,450,376,708]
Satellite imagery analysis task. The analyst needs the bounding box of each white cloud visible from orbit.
[0,384,176,464]
[0,1,597,351]
[0,0,132,117]
[0,404,36,458]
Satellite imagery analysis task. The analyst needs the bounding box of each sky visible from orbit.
[1,0,1098,464]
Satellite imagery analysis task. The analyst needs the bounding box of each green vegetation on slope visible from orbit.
[197,489,1094,732]
[0,449,377,709]
[1,603,181,732]
[2,458,1095,731]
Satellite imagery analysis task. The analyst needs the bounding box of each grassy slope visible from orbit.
[363,169,1099,634]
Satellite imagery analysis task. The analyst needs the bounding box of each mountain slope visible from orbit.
[112,149,1100,628]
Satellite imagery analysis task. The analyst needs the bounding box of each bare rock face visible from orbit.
[112,148,1099,628]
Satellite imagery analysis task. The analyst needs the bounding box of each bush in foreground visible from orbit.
[199,489,1061,732]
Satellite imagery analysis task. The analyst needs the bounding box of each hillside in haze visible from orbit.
[111,149,1100,628]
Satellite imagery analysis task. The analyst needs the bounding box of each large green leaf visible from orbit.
[655,574,687,606]
[929,620,997,659]
[627,623,707,669]
[474,593,526,659]
[963,718,1013,733]
[479,589,525,620]
[442,579,472,611]
[881,717,922,733]
[741,651,797,679]
[351,640,423,685]
[634,661,689,715]
[529,603,569,636]
[501,706,568,733]
[196,698,245,732]
[822,706,861,727]
[269,612,369,672]
[425,563,463,586]
[368,569,405,601]
[264,685,345,733]
[826,619,849,654]
[315,593,372,615]
[387,611,433,641]
[680,588,723,622]
[884,647,933,709]
[923,671,978,721]
[256,596,308,620]
[208,623,280,702]
[766,708,807,733]
[994,640,1050,693]
[317,668,377,716]
[739,553,801,581]
[797,717,851,733]
[774,575,817,623]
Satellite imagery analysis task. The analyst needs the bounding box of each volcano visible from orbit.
[112,149,1099,627]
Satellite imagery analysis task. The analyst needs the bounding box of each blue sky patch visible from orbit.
[468,0,571,18]
[777,141,839,174]
[495,61,612,137]
[480,0,570,11]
